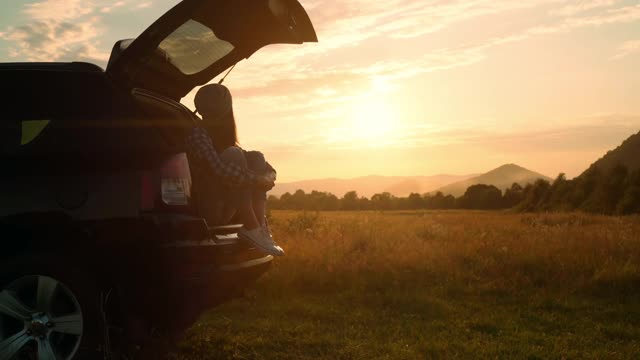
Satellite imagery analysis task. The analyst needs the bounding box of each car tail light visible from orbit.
[160,153,192,206]
[140,153,192,213]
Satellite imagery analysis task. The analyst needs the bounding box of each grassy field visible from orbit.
[171,210,640,359]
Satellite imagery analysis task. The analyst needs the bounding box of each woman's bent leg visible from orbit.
[245,151,268,226]
[219,147,260,229]
[252,194,267,227]
[239,150,283,255]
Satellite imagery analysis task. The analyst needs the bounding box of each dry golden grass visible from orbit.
[173,211,640,359]
[268,210,640,295]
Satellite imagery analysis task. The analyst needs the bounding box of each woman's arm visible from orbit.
[185,127,257,187]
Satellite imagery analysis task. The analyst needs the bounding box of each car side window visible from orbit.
[21,120,51,145]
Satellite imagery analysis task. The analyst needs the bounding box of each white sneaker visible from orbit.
[262,225,285,256]
[238,227,284,256]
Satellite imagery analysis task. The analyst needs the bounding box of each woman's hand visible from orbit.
[255,173,276,191]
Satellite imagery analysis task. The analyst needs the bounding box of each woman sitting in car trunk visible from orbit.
[185,83,284,256]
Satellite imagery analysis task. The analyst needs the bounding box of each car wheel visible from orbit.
[0,256,102,359]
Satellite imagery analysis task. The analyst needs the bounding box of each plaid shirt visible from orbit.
[185,126,257,187]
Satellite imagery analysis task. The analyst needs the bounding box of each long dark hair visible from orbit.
[206,109,239,153]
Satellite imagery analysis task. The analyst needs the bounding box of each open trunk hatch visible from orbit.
[106,0,317,100]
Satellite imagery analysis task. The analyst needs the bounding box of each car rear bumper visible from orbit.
[160,222,273,296]
[146,221,274,329]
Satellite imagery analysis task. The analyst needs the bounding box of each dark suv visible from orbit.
[0,0,316,358]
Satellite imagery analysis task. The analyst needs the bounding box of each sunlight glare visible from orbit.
[348,97,397,145]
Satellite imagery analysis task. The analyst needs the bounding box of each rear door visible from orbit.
[106,0,317,99]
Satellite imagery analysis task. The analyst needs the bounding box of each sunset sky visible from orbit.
[1,0,639,182]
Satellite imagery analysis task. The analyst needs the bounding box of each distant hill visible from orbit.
[272,174,477,198]
[583,131,640,175]
[434,164,552,197]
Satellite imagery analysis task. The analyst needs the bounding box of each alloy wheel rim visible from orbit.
[0,275,83,359]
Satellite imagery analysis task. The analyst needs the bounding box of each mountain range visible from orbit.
[271,174,477,198]
[272,164,552,198]
[433,164,552,197]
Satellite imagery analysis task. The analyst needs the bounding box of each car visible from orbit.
[0,0,317,358]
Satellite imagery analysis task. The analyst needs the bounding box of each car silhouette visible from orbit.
[0,0,316,358]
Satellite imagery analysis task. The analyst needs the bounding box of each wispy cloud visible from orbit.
[0,0,137,62]
[259,114,640,180]
[23,0,94,21]
[220,0,640,127]
[101,1,127,14]
[611,40,640,60]
[533,2,640,33]
[549,0,617,16]
[398,114,640,149]
[135,2,153,9]
[1,18,109,62]
[301,0,562,45]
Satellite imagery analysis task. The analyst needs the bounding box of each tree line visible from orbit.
[268,164,640,215]
[515,164,640,215]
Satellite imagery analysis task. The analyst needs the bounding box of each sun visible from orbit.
[348,97,396,143]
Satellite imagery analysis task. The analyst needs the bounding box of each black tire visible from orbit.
[0,255,104,359]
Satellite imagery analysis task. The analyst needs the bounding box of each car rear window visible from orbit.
[157,19,235,75]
